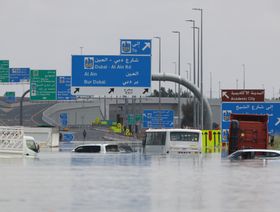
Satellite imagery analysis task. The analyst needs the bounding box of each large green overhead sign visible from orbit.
[0,60,9,82]
[30,70,56,101]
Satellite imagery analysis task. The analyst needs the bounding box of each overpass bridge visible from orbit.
[42,73,214,130]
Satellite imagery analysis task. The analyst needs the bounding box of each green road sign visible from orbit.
[128,114,135,125]
[30,70,56,101]
[128,114,142,125]
[0,60,9,82]
[135,114,142,122]
[4,91,15,97]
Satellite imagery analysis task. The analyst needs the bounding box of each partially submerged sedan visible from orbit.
[72,143,134,153]
[228,149,280,160]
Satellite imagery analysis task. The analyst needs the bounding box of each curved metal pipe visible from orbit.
[152,73,212,129]
[20,89,30,126]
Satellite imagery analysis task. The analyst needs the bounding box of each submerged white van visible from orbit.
[0,135,39,158]
[142,128,202,154]
[0,127,40,158]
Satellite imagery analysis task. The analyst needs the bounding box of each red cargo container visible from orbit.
[228,114,268,154]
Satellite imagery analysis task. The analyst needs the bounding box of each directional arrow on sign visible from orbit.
[142,42,151,51]
[108,88,114,94]
[275,118,280,126]
[74,88,80,94]
[222,91,229,99]
[142,88,149,94]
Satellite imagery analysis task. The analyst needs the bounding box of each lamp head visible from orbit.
[192,8,202,11]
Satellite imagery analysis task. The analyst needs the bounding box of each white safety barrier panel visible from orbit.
[0,126,24,151]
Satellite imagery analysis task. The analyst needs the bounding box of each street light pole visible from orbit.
[154,36,162,128]
[186,20,196,86]
[186,20,197,128]
[193,26,200,128]
[172,31,181,128]
[219,81,221,99]
[80,46,84,55]
[193,26,200,89]
[173,62,177,95]
[187,62,192,81]
[193,8,204,130]
[210,72,212,100]
[242,64,246,89]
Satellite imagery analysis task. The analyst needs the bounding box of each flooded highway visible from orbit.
[0,149,279,212]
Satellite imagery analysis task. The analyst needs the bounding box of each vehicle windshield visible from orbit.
[230,151,280,160]
[118,145,134,153]
[170,132,199,142]
[105,145,119,152]
[145,132,166,145]
[26,139,39,153]
[74,145,101,153]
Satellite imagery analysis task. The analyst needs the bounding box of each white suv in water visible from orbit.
[72,143,134,153]
[228,149,280,160]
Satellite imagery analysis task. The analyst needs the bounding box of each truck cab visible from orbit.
[228,114,268,154]
[0,127,39,158]
[23,136,40,157]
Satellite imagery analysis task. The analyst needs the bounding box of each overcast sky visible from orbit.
[0,0,279,98]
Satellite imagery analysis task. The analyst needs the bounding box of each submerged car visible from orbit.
[228,149,280,160]
[72,143,134,153]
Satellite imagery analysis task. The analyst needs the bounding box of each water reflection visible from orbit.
[0,151,279,211]
[70,152,152,167]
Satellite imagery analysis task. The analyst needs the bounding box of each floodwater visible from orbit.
[0,148,280,212]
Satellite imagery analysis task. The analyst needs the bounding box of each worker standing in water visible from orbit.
[83,129,87,140]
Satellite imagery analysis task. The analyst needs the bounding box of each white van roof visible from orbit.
[145,128,202,133]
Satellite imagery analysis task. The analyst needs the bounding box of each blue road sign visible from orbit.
[9,68,30,82]
[120,39,152,55]
[71,54,151,96]
[57,76,76,100]
[5,96,16,103]
[72,55,151,88]
[4,91,16,103]
[59,112,68,127]
[221,102,280,142]
[142,110,174,128]
[62,132,74,142]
